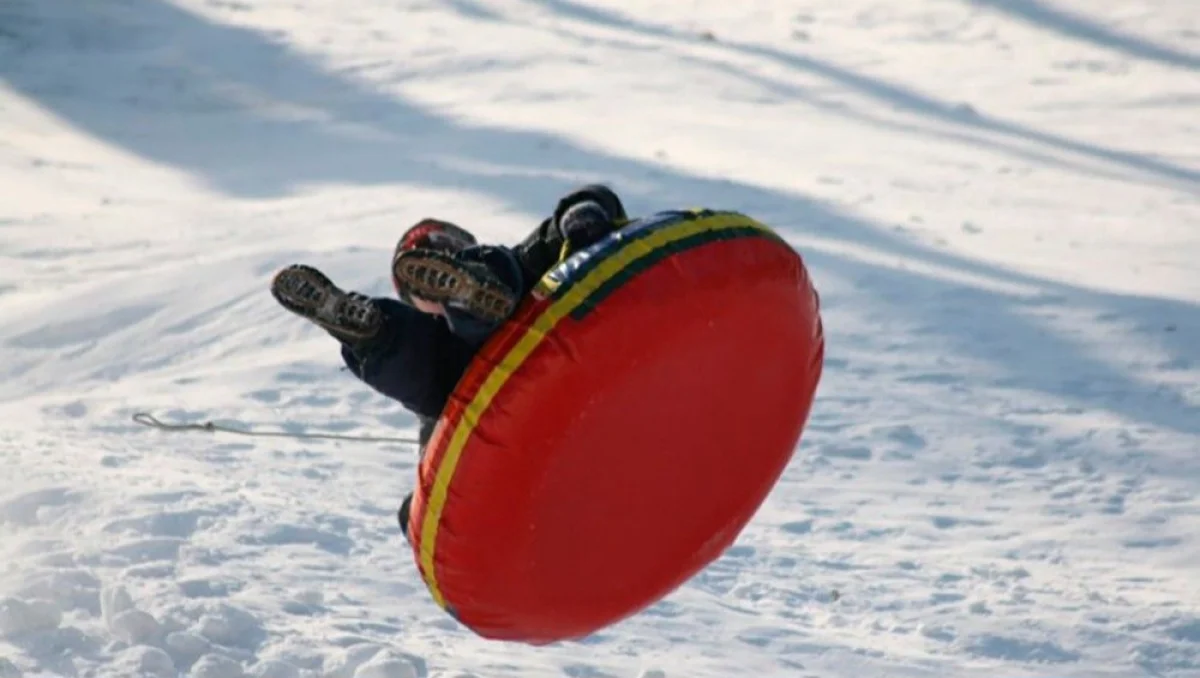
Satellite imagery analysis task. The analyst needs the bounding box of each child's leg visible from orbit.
[340,296,478,420]
[273,265,478,544]
[272,265,476,423]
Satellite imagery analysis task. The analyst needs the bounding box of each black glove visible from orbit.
[552,184,628,250]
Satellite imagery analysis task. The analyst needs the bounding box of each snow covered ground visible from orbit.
[2,0,1198,676]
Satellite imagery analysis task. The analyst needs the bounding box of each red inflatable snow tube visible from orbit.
[403,209,824,644]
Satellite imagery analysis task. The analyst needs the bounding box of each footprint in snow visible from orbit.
[0,487,84,527]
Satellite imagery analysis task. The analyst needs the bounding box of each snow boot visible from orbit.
[270,264,383,343]
[391,248,517,325]
[398,491,414,542]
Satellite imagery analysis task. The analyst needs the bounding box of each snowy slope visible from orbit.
[2,0,1199,676]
